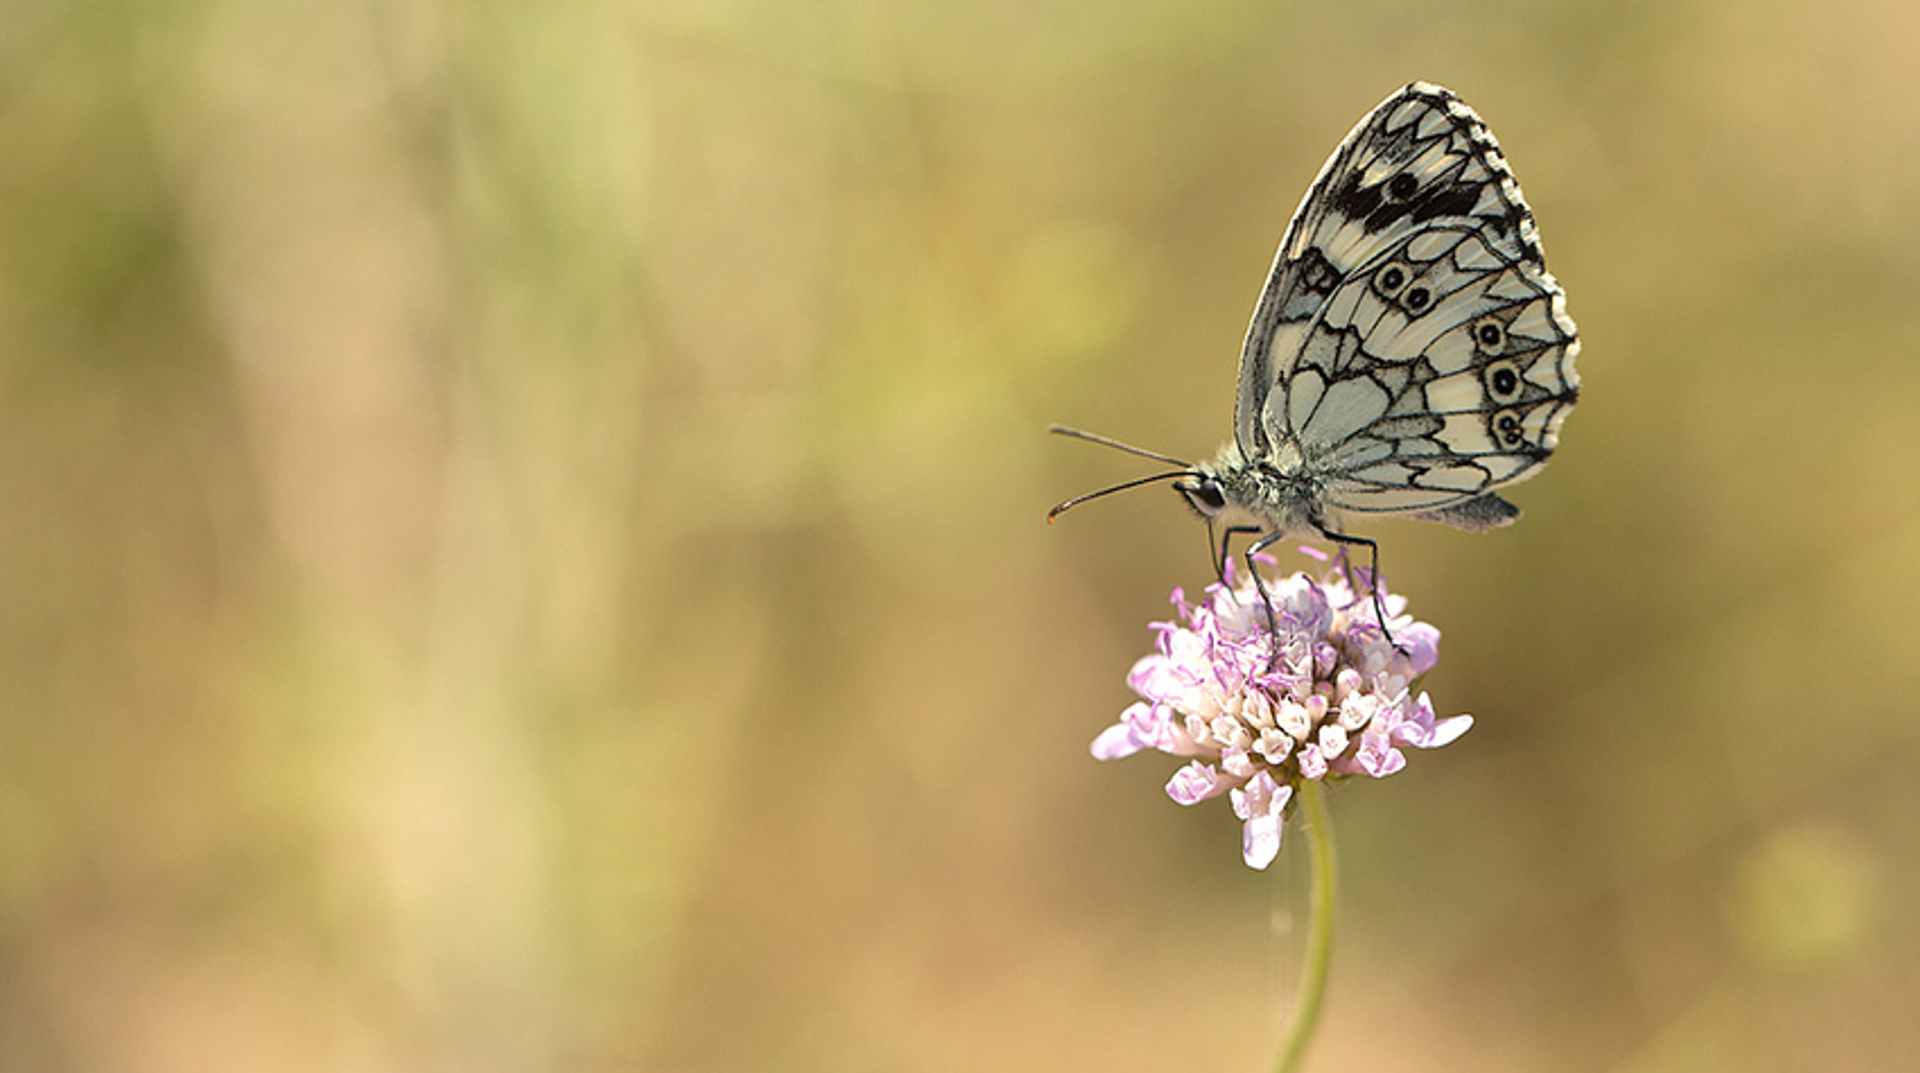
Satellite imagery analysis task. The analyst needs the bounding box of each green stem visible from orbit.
[1274,779,1337,1073]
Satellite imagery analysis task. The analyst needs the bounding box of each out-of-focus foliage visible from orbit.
[3,1,1918,1070]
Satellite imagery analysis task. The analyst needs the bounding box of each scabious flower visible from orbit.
[1091,549,1472,869]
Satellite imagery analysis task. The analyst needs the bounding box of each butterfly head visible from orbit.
[1181,441,1323,537]
[1046,426,1316,536]
[1172,470,1228,521]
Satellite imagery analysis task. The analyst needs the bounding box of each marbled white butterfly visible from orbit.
[1051,83,1580,629]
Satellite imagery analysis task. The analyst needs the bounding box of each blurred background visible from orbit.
[3,0,1918,1070]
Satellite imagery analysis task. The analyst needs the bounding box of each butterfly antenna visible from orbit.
[1047,470,1194,522]
[1048,425,1191,467]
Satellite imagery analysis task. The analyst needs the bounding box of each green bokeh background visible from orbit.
[4,2,1917,1070]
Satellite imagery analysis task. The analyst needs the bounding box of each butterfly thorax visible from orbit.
[1190,440,1324,537]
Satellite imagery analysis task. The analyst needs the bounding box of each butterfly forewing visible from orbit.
[1233,82,1578,522]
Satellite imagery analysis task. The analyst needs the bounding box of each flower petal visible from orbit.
[1353,732,1406,777]
[1166,761,1229,805]
[1317,723,1349,761]
[1241,813,1284,869]
[1229,769,1291,820]
[1396,622,1441,675]
[1090,721,1144,761]
[1424,714,1474,748]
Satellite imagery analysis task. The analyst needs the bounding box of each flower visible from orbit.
[1091,549,1473,869]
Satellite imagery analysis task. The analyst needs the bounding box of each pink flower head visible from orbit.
[1091,549,1473,869]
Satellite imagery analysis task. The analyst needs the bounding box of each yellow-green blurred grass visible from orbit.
[4,0,1920,1070]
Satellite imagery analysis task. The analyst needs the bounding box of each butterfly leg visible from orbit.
[1242,530,1290,653]
[1311,524,1398,647]
[1213,524,1265,585]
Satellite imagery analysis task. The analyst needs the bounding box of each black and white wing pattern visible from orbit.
[1234,82,1579,528]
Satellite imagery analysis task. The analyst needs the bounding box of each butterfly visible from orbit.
[1051,82,1580,630]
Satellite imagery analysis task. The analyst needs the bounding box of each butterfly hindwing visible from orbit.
[1307,227,1579,515]
[1233,82,1578,523]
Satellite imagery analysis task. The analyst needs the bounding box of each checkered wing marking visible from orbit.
[1234,82,1563,469]
[1282,226,1580,515]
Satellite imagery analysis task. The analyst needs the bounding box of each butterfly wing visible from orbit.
[1233,83,1578,525]
[1287,224,1579,519]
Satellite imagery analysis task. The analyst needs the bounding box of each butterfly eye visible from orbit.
[1489,408,1527,449]
[1176,478,1228,517]
[1373,262,1410,298]
[1401,286,1432,314]
[1385,173,1418,202]
[1484,359,1524,404]
[1472,317,1507,353]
